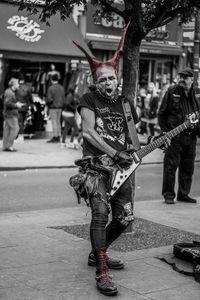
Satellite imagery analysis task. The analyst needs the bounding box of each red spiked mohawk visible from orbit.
[73,22,129,81]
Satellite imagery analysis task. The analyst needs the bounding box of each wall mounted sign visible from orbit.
[7,15,44,42]
[145,28,169,42]
[86,3,180,46]
[182,20,195,46]
[94,14,124,29]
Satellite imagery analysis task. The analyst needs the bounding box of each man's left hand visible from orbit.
[161,134,171,150]
[148,133,171,150]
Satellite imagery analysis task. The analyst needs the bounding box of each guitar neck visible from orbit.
[137,121,189,160]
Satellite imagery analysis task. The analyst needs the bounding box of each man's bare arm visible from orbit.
[80,107,117,158]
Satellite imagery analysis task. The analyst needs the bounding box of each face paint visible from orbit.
[96,65,118,99]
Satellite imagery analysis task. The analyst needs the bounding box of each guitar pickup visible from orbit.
[132,152,140,163]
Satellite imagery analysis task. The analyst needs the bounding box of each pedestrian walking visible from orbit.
[2,78,25,152]
[158,67,200,204]
[46,74,65,143]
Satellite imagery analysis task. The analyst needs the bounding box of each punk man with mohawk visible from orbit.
[72,23,138,296]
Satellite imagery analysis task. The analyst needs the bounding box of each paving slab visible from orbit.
[135,198,200,235]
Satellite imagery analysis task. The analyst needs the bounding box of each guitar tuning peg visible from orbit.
[196,111,200,118]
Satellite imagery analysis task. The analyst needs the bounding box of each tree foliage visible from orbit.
[14,0,200,99]
[16,0,200,31]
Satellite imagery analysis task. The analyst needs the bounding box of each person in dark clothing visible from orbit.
[61,88,79,149]
[15,74,33,142]
[158,67,200,204]
[72,24,135,296]
[46,74,65,143]
[72,24,170,296]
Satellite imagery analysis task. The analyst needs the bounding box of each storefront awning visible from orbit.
[0,2,92,62]
[140,42,183,56]
[87,34,183,56]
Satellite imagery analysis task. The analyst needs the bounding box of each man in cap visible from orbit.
[72,24,169,296]
[158,67,200,204]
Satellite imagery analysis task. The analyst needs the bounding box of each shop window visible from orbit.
[155,61,172,91]
[139,60,149,86]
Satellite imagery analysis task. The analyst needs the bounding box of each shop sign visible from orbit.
[94,15,169,42]
[94,14,124,29]
[145,28,169,42]
[86,3,124,37]
[182,20,195,46]
[7,15,44,42]
[86,3,179,46]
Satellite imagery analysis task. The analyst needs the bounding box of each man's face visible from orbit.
[11,79,19,91]
[178,75,193,91]
[147,82,154,93]
[96,66,118,99]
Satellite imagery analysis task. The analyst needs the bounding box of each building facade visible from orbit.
[0,1,91,136]
[80,3,184,91]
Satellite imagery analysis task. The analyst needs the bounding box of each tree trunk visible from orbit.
[121,36,141,234]
[122,35,141,105]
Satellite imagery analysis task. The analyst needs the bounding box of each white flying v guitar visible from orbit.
[109,112,199,200]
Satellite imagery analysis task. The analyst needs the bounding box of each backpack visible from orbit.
[157,241,200,284]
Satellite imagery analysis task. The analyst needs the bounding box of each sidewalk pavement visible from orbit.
[0,203,200,300]
[0,134,200,170]
[0,136,200,299]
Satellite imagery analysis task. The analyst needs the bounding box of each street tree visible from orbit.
[17,0,200,102]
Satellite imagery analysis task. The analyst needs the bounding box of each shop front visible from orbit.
[0,1,92,136]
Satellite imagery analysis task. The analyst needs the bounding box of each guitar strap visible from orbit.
[122,98,141,151]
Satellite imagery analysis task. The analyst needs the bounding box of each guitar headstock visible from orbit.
[186,111,199,127]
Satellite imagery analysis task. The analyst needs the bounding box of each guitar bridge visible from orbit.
[108,159,141,200]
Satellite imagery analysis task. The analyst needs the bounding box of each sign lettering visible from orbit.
[94,13,124,29]
[7,16,44,42]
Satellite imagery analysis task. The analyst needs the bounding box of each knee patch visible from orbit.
[116,202,135,227]
[91,194,110,226]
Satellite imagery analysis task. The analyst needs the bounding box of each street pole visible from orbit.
[193,10,200,90]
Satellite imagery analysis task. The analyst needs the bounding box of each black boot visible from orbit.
[88,251,124,269]
[95,250,118,296]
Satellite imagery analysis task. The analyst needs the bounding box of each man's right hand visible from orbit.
[113,150,133,168]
